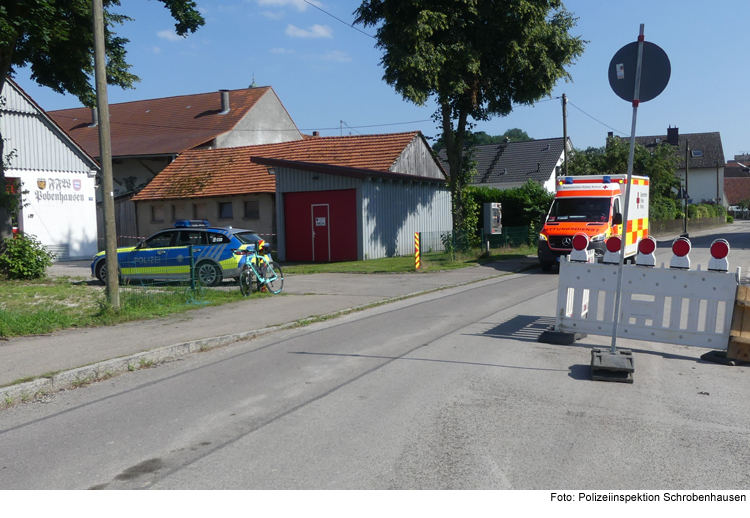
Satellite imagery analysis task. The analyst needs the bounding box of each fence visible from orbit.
[555,256,740,349]
[419,225,540,255]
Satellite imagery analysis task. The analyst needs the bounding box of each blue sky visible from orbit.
[12,0,750,160]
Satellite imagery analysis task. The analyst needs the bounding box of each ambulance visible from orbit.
[537,175,649,271]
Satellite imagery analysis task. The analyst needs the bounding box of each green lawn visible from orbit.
[282,245,537,274]
[0,245,535,339]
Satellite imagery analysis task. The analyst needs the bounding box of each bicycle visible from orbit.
[233,246,284,295]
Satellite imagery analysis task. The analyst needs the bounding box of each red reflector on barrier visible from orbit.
[606,235,621,253]
[672,238,691,257]
[572,233,589,251]
[638,236,657,255]
[710,239,729,259]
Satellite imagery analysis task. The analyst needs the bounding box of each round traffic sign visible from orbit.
[609,41,671,103]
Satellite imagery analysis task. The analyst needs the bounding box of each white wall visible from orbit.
[215,90,302,148]
[676,167,725,206]
[12,171,98,260]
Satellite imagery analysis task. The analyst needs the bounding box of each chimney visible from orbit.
[312,131,320,137]
[219,90,230,115]
[89,107,98,127]
[667,126,679,146]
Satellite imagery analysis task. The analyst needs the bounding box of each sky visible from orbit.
[11,0,750,161]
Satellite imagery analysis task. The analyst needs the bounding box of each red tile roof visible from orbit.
[724,177,750,205]
[132,132,421,201]
[47,87,273,158]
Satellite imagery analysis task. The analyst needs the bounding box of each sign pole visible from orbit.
[610,24,645,355]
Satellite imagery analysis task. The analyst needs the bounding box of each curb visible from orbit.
[1,261,538,408]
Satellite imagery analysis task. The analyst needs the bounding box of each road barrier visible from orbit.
[555,236,740,349]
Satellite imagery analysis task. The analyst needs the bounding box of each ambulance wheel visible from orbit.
[540,261,554,272]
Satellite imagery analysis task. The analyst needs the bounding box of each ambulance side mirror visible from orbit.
[612,213,623,226]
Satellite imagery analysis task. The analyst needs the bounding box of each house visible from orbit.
[47,86,302,245]
[131,131,450,261]
[436,137,572,192]
[625,128,726,207]
[723,155,750,214]
[0,79,100,260]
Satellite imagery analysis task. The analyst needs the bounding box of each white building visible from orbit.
[0,79,100,261]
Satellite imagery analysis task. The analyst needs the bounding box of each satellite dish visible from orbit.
[609,41,671,103]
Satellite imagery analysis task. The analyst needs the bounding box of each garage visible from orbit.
[284,189,358,262]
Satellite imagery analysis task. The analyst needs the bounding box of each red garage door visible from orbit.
[284,189,357,262]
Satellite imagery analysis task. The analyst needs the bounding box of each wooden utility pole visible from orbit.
[562,93,568,176]
[92,0,119,309]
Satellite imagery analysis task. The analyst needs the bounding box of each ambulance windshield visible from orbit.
[547,198,610,222]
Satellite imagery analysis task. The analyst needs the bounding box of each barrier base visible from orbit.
[700,350,748,366]
[591,348,634,383]
[538,328,587,345]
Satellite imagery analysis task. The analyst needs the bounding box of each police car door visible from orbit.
[131,230,177,280]
[173,230,208,277]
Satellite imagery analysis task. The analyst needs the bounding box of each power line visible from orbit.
[568,101,627,136]
[303,0,376,40]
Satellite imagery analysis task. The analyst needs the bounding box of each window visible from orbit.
[218,202,233,219]
[151,205,165,223]
[193,203,208,220]
[144,231,176,248]
[691,149,703,158]
[244,200,260,219]
[206,232,230,245]
[177,231,207,246]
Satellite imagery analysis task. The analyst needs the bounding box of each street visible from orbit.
[2,223,750,489]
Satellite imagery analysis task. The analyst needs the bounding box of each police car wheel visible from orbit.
[95,261,107,285]
[196,261,222,287]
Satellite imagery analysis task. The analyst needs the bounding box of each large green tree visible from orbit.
[355,0,585,234]
[0,0,204,239]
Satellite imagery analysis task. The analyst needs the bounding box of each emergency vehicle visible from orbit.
[537,175,649,271]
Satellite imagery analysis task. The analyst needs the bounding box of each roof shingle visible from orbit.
[132,132,421,201]
[47,87,273,158]
[437,138,567,185]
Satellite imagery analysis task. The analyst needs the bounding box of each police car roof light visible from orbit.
[175,220,210,228]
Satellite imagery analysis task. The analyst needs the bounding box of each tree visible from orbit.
[0,0,205,239]
[355,0,584,235]
[432,128,533,152]
[567,136,681,219]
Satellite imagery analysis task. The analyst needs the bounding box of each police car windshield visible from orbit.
[548,198,610,222]
[234,232,260,244]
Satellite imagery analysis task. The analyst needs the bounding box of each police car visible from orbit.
[91,220,266,287]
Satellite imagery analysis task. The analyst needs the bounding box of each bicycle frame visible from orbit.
[232,247,282,295]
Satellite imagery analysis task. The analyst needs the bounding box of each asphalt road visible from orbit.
[2,223,750,489]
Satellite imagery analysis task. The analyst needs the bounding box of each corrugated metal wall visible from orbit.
[362,180,451,259]
[276,167,451,261]
[1,83,96,174]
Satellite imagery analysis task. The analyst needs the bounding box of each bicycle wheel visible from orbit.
[239,266,255,297]
[264,261,284,294]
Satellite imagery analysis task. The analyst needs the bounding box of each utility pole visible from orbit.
[684,139,690,236]
[92,0,119,310]
[562,93,568,176]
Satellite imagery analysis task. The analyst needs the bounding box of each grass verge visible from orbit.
[1,245,534,339]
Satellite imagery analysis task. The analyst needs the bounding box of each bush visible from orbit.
[0,233,55,280]
[650,197,679,220]
[727,215,734,224]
